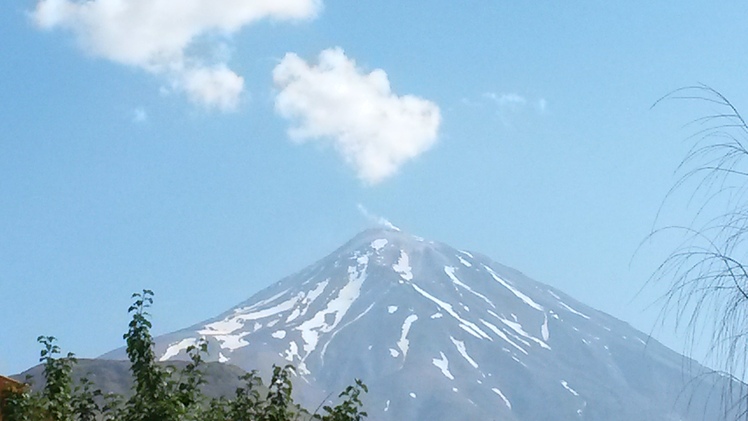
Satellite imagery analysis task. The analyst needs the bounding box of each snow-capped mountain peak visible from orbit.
[103,228,745,420]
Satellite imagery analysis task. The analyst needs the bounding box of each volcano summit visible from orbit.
[103,228,745,420]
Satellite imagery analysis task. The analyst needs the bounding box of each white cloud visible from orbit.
[32,0,322,110]
[357,204,400,231]
[273,48,441,184]
[182,65,244,110]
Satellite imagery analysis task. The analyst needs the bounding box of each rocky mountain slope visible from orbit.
[102,228,746,420]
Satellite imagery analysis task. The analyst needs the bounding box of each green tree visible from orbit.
[37,336,76,421]
[0,386,43,421]
[1,290,369,421]
[122,289,177,421]
[318,379,368,421]
[70,377,102,421]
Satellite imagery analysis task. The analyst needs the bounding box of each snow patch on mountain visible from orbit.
[393,251,413,281]
[320,302,375,360]
[479,319,528,355]
[411,283,491,340]
[541,313,550,342]
[396,314,418,358]
[450,336,479,369]
[200,292,301,336]
[293,279,330,321]
[213,332,250,351]
[241,289,290,313]
[496,314,550,350]
[561,380,579,396]
[371,239,388,251]
[432,352,454,380]
[459,250,474,258]
[484,265,544,312]
[160,338,198,362]
[492,387,512,409]
[444,266,494,307]
[457,255,472,267]
[294,257,368,367]
[559,301,591,320]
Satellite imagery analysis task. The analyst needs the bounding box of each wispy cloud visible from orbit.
[357,204,400,231]
[483,92,527,108]
[537,98,548,113]
[273,48,441,184]
[132,107,147,124]
[32,0,322,111]
[478,92,548,125]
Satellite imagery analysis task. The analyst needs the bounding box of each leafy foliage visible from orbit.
[38,335,76,421]
[318,379,368,421]
[0,290,368,421]
[0,387,44,421]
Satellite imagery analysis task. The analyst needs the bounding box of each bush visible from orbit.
[0,290,367,421]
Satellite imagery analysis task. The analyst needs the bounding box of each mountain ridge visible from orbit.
[101,227,746,420]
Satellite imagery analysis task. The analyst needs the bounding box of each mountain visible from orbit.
[102,228,745,420]
[13,359,249,400]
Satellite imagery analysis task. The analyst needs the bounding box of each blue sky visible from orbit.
[3,1,748,375]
